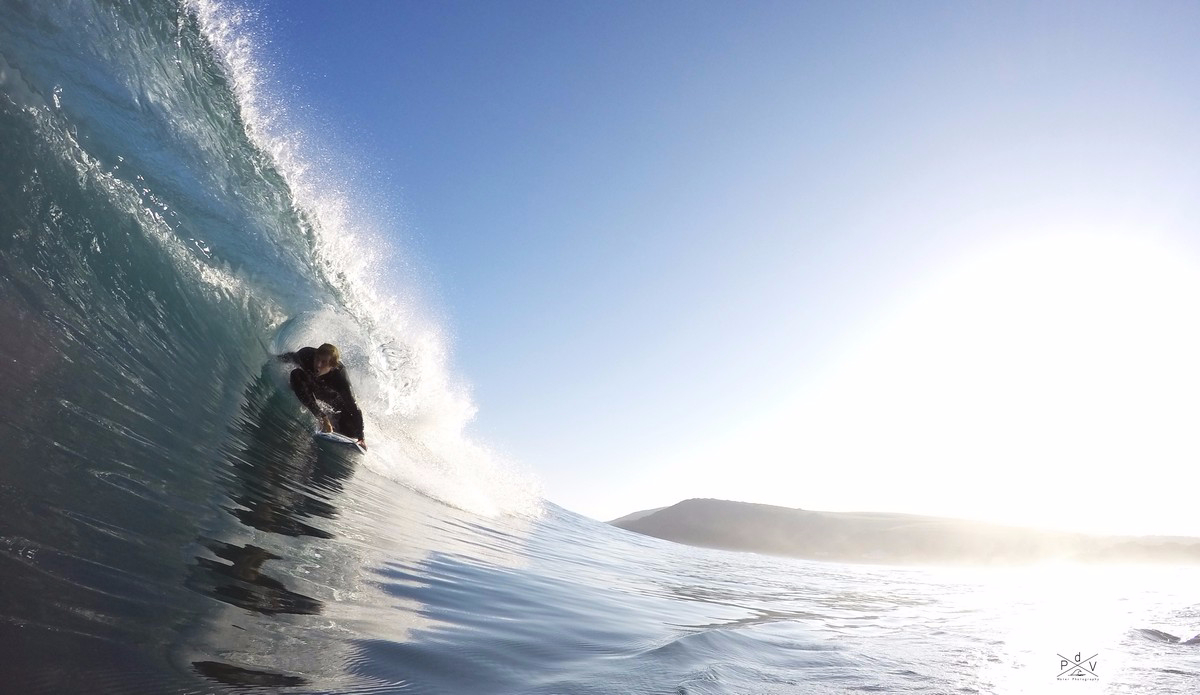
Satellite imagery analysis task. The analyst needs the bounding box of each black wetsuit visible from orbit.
[280,347,365,440]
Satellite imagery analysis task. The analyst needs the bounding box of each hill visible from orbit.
[609,498,1200,565]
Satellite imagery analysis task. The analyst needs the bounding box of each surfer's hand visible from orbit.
[356,439,367,451]
[320,416,334,433]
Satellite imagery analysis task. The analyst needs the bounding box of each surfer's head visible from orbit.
[315,343,340,376]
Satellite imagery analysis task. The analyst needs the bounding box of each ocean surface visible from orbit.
[2,1,1199,692]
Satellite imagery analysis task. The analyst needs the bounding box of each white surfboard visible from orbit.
[314,430,365,454]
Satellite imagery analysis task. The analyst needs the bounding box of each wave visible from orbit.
[0,0,539,516]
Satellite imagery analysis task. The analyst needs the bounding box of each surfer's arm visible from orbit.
[277,347,316,369]
[288,368,327,422]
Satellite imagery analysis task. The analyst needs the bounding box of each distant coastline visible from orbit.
[609,499,1200,565]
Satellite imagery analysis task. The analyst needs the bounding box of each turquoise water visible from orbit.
[1,1,1198,692]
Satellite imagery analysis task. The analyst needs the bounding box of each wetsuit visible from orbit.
[280,347,365,440]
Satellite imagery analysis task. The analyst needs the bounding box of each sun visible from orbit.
[780,230,1200,537]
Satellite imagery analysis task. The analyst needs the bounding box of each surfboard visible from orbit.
[314,430,365,454]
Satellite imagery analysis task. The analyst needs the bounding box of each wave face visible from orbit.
[3,1,1200,693]
[0,0,538,516]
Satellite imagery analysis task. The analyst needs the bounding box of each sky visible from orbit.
[255,0,1200,537]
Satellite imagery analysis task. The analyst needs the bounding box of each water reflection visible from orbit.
[186,365,356,687]
[191,661,308,689]
[191,364,351,569]
[188,539,323,616]
[222,365,356,537]
[182,365,539,690]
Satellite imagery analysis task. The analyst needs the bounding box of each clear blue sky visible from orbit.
[256,0,1200,535]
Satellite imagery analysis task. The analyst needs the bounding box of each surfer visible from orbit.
[279,343,366,450]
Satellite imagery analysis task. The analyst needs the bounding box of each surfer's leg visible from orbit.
[336,407,365,440]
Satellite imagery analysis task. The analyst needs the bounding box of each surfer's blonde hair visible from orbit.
[316,343,341,366]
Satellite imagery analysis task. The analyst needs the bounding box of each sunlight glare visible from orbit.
[778,230,1200,536]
